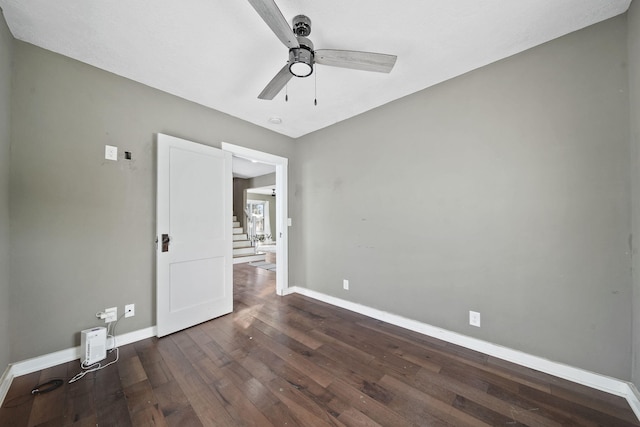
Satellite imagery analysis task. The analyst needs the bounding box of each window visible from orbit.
[246,200,266,243]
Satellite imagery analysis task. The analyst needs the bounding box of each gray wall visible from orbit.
[249,172,276,189]
[0,11,13,372]
[233,177,250,228]
[629,1,640,388]
[9,41,294,361]
[293,16,632,379]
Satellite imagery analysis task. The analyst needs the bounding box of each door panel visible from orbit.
[169,258,225,311]
[157,134,232,337]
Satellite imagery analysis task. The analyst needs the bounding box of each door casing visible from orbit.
[222,142,289,295]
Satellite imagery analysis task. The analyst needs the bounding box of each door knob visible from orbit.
[162,234,171,252]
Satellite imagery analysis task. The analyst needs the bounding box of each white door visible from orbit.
[156,134,232,337]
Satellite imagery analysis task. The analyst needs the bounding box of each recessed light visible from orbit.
[268,117,282,125]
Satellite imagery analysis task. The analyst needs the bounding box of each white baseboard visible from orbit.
[0,326,156,405]
[288,286,640,421]
[628,384,640,420]
[0,365,12,410]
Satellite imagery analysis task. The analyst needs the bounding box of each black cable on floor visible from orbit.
[31,378,64,395]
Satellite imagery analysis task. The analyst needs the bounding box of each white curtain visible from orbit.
[263,200,272,239]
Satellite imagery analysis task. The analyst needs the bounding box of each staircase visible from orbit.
[232,215,266,264]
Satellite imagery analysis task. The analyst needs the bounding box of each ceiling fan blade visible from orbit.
[247,0,299,49]
[315,49,397,73]
[258,64,293,100]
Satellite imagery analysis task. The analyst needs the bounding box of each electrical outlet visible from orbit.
[343,279,349,290]
[104,306,117,323]
[469,311,481,327]
[105,145,118,161]
[125,303,135,318]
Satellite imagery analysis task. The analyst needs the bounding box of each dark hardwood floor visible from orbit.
[2,262,639,426]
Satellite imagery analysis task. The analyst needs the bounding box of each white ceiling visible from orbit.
[0,0,631,138]
[232,156,276,179]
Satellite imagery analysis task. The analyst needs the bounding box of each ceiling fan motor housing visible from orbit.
[289,36,314,77]
[292,15,311,37]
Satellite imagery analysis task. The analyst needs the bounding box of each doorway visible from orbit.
[222,142,289,295]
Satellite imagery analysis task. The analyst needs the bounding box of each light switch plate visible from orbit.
[469,311,481,327]
[105,145,118,161]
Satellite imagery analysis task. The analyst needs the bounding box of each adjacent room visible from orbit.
[1,0,640,425]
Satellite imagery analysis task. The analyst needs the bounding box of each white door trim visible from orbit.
[221,142,288,295]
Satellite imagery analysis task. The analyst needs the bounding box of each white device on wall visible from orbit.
[80,327,107,366]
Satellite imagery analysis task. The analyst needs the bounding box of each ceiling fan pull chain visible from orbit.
[314,67,318,106]
[285,84,288,102]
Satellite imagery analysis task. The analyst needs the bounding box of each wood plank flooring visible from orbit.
[1,262,639,426]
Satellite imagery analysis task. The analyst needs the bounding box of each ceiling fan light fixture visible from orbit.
[289,60,313,77]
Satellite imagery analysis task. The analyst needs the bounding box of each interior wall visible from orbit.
[9,41,294,362]
[249,172,276,189]
[629,1,640,389]
[293,16,632,379]
[0,11,13,372]
[233,177,250,228]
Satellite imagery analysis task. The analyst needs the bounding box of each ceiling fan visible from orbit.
[247,0,398,100]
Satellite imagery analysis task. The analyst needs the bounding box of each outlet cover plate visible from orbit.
[469,310,481,327]
[104,306,117,323]
[125,304,135,318]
